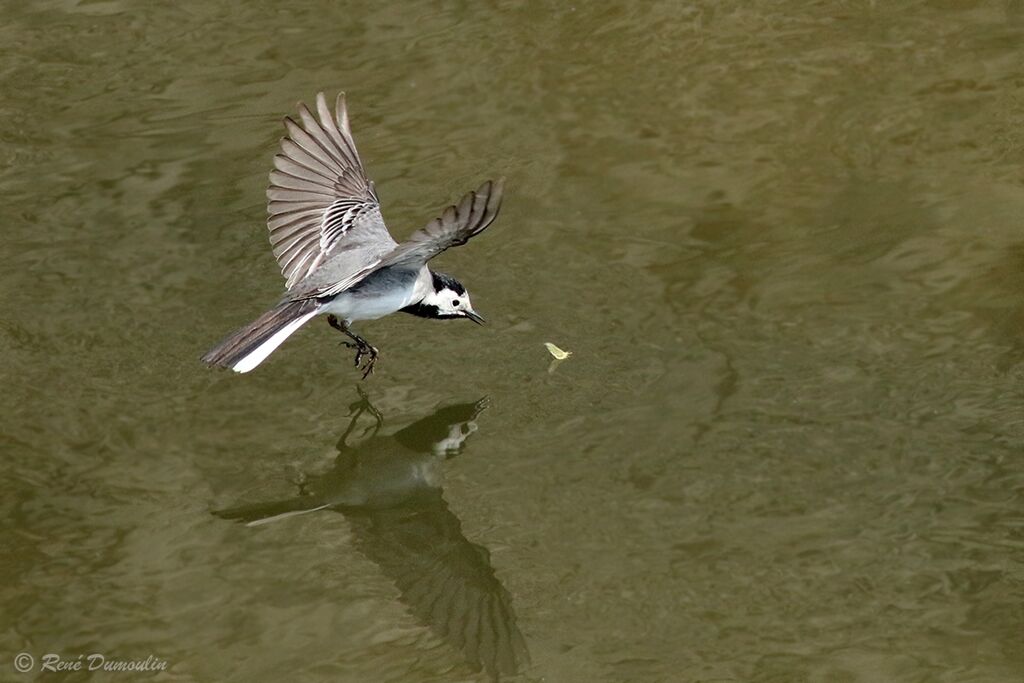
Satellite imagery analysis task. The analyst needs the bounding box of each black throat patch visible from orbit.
[400,301,442,319]
[400,301,463,320]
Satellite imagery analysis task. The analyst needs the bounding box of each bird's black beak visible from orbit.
[465,310,485,325]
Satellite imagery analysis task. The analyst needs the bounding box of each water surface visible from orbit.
[3,2,1024,681]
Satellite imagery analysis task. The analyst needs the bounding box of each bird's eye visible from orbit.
[452,299,461,307]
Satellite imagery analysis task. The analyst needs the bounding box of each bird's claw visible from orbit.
[360,355,377,380]
[352,344,379,380]
[328,317,378,379]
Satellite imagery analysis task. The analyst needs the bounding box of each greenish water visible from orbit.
[3,1,1024,681]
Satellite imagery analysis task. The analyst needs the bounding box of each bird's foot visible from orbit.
[326,316,378,379]
[354,343,379,380]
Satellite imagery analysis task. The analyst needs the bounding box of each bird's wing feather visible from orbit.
[267,92,395,290]
[379,178,504,270]
[296,178,504,299]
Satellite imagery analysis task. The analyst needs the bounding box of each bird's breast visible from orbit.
[320,267,421,322]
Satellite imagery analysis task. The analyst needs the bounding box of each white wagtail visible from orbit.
[202,92,504,378]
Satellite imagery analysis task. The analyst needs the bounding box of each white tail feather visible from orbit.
[231,310,318,373]
[244,504,332,527]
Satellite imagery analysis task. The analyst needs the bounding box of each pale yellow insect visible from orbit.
[544,342,572,360]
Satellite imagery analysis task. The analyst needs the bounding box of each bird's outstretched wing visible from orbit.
[380,178,504,269]
[267,92,397,290]
[301,178,505,299]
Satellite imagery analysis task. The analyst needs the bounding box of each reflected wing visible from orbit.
[378,178,504,270]
[349,500,530,679]
[267,92,396,290]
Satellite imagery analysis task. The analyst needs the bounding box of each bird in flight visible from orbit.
[202,92,504,378]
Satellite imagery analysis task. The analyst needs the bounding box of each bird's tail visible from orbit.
[213,498,332,526]
[201,299,320,373]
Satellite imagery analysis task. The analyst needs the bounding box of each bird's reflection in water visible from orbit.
[215,390,530,680]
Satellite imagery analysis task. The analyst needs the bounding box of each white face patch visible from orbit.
[432,421,479,456]
[430,286,472,316]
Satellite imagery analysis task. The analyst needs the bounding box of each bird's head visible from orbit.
[402,271,485,324]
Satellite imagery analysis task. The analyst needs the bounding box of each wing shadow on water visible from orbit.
[214,391,530,680]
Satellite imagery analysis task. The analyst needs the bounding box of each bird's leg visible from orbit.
[327,315,357,348]
[326,315,379,379]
